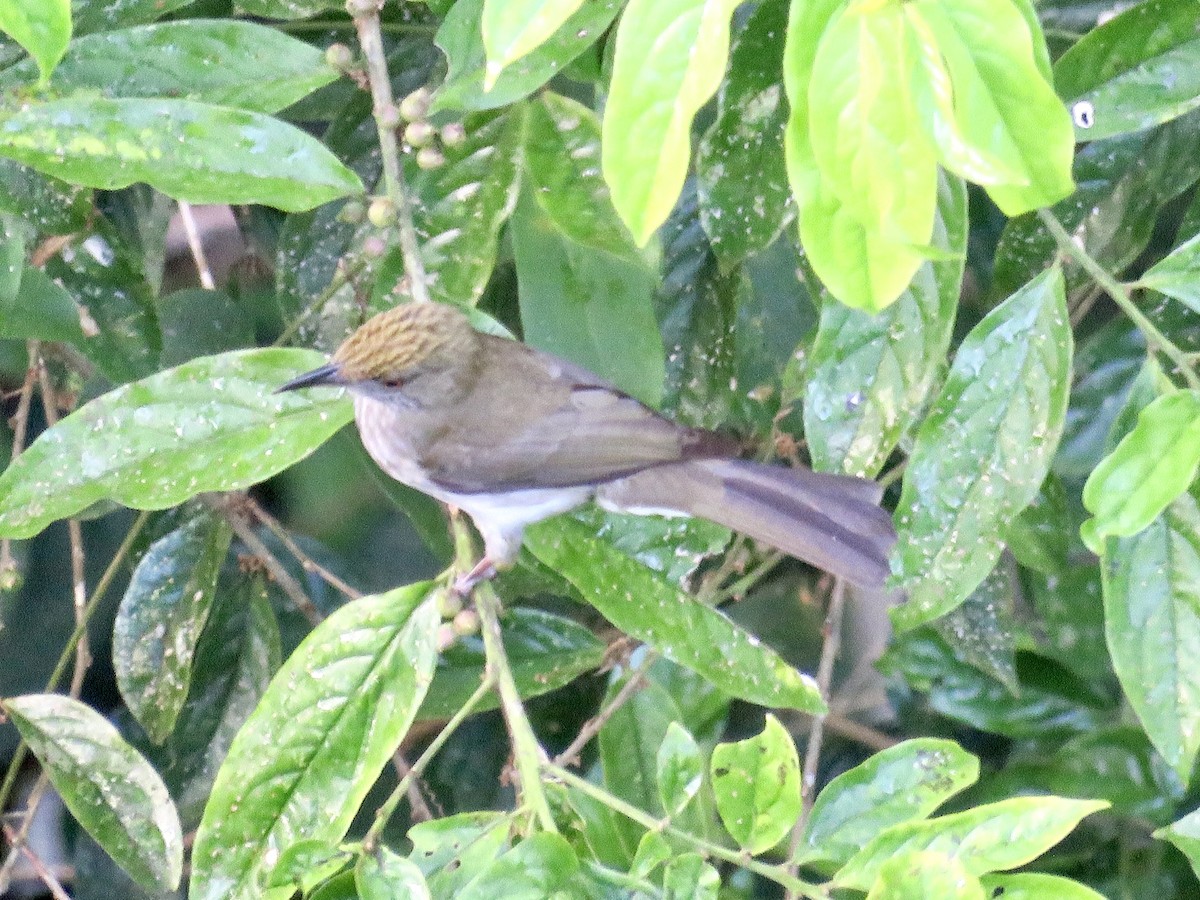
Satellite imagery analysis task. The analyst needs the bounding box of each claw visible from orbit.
[452,556,497,596]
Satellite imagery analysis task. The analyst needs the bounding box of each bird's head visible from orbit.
[279,302,481,396]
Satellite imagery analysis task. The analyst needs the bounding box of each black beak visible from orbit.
[276,362,344,393]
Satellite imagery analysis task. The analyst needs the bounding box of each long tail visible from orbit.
[597,459,896,589]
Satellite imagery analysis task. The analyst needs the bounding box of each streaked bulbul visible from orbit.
[279,302,896,590]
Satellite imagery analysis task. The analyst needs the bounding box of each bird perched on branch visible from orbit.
[280,302,896,592]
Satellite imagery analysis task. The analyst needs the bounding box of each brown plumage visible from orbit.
[281,303,896,590]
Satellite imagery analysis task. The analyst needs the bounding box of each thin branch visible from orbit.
[553,654,655,767]
[788,578,847,893]
[349,0,430,304]
[273,252,373,347]
[0,350,38,584]
[1038,208,1200,390]
[1,819,71,900]
[177,201,216,290]
[241,496,363,600]
[212,497,323,626]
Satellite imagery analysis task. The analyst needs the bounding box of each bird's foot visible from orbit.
[452,557,497,596]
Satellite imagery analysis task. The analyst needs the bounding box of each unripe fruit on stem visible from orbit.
[377,103,401,129]
[398,86,432,122]
[338,199,365,224]
[436,590,464,620]
[403,120,436,148]
[452,608,480,637]
[361,235,387,257]
[367,197,396,227]
[435,622,457,652]
[325,43,353,71]
[416,146,445,170]
[440,122,467,147]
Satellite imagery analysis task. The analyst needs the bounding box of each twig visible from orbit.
[546,764,830,899]
[715,550,784,604]
[273,252,373,347]
[363,675,495,852]
[177,201,216,290]
[241,496,363,600]
[788,578,847,893]
[0,351,38,584]
[819,713,896,753]
[553,654,655,767]
[0,511,151,893]
[388,751,434,824]
[1038,209,1200,390]
[1,819,71,900]
[349,0,430,304]
[212,498,323,626]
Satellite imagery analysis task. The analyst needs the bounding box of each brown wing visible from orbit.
[420,337,734,492]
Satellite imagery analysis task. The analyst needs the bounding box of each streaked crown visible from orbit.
[332,302,477,383]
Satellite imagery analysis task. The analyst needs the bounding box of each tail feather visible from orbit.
[597,459,896,589]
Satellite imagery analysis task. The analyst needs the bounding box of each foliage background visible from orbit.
[0,0,1199,898]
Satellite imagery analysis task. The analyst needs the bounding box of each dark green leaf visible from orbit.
[72,0,194,33]
[1082,390,1200,551]
[800,738,979,870]
[435,0,620,112]
[456,832,579,899]
[1141,231,1200,311]
[0,349,353,539]
[114,509,233,743]
[663,853,720,899]
[892,268,1072,630]
[1102,494,1200,781]
[570,506,730,586]
[0,21,338,114]
[158,288,255,367]
[0,157,90,232]
[512,188,663,405]
[803,171,965,477]
[1054,0,1200,141]
[357,848,430,900]
[835,796,1107,890]
[1004,474,1070,576]
[189,585,439,900]
[417,607,604,720]
[0,0,70,81]
[526,516,825,712]
[4,694,184,892]
[932,562,1019,693]
[1157,808,1200,886]
[232,0,341,20]
[710,715,800,855]
[408,812,509,898]
[1026,564,1112,684]
[602,0,741,245]
[0,97,362,211]
[0,265,84,345]
[696,0,791,270]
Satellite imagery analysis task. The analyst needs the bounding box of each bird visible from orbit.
[279,302,896,592]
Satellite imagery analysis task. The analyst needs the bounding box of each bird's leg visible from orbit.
[452,556,497,596]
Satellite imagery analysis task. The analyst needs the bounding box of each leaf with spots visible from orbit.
[892,267,1072,630]
[0,348,353,539]
[710,715,800,855]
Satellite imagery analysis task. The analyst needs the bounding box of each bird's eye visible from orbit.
[382,377,405,388]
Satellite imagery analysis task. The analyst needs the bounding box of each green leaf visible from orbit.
[0,0,70,81]
[356,849,430,900]
[526,517,825,713]
[1157,808,1200,886]
[663,853,720,899]
[932,562,1019,693]
[979,873,1107,900]
[0,21,337,114]
[1054,0,1200,141]
[456,832,579,899]
[159,288,255,367]
[800,738,979,870]
[696,0,791,270]
[114,509,233,743]
[481,0,585,85]
[0,349,353,539]
[0,97,362,211]
[72,0,194,33]
[417,607,604,720]
[232,0,342,20]
[0,265,85,345]
[835,796,1108,890]
[1004,474,1071,576]
[1102,494,1200,782]
[783,0,923,312]
[524,92,638,257]
[435,0,620,112]
[603,0,741,245]
[711,715,801,855]
[189,585,439,900]
[378,109,523,307]
[4,694,184,892]
[909,0,1074,215]
[865,852,985,900]
[512,188,664,405]
[0,157,90,232]
[269,841,350,894]
[657,721,704,817]
[1082,391,1200,552]
[1141,231,1200,310]
[803,171,965,477]
[808,3,937,251]
[408,812,509,898]
[892,268,1072,630]
[570,506,730,586]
